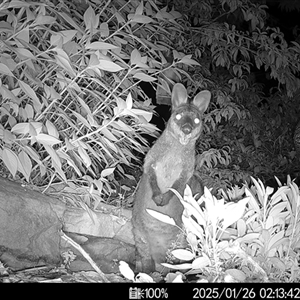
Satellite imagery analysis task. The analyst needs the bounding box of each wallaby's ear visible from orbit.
[171,83,188,108]
[192,90,211,113]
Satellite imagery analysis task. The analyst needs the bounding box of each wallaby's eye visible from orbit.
[175,114,181,120]
[194,118,200,124]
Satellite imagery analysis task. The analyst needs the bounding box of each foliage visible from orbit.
[149,177,300,282]
[0,0,198,206]
[165,0,300,190]
[1,0,300,204]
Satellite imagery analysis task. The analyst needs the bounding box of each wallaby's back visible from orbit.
[132,83,211,273]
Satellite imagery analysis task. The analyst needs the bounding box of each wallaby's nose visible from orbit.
[182,123,192,134]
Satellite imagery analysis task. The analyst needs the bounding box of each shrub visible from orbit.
[151,177,300,282]
[0,0,198,207]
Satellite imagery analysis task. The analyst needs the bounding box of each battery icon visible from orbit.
[129,287,143,299]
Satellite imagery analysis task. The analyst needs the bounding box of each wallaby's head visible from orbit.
[168,83,211,145]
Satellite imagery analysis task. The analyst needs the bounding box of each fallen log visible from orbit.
[0,177,135,273]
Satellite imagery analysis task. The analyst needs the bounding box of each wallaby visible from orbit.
[132,83,211,273]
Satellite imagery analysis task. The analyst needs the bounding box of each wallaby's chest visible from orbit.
[152,152,183,192]
[146,140,194,193]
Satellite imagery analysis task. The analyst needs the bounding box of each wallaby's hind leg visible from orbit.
[132,226,155,273]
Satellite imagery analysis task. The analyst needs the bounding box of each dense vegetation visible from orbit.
[1,0,300,283]
[1,0,300,201]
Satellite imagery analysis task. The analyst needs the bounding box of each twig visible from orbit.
[61,231,110,283]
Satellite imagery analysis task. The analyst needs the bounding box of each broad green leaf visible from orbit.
[58,12,83,33]
[128,14,154,24]
[29,122,43,135]
[171,249,195,261]
[100,22,109,37]
[161,262,192,270]
[135,273,154,283]
[7,1,33,8]
[11,122,30,134]
[25,104,34,119]
[114,11,125,24]
[93,179,103,194]
[182,213,204,239]
[265,215,274,229]
[101,127,118,141]
[245,188,260,213]
[18,80,41,111]
[2,148,18,177]
[103,137,118,153]
[115,97,127,112]
[130,108,153,122]
[186,232,198,251]
[0,63,14,76]
[65,138,75,151]
[225,269,246,282]
[156,9,176,20]
[135,1,144,15]
[119,261,135,281]
[110,119,132,132]
[84,6,98,31]
[54,48,75,75]
[56,150,82,176]
[73,111,91,128]
[78,146,92,168]
[165,274,184,283]
[44,144,61,168]
[101,167,115,178]
[267,230,285,251]
[34,15,56,25]
[236,232,260,243]
[97,60,123,72]
[268,257,286,271]
[3,129,15,144]
[180,199,206,226]
[0,85,19,102]
[191,255,211,269]
[237,219,246,237]
[24,145,42,165]
[130,49,141,66]
[60,30,77,44]
[146,209,176,226]
[270,186,289,205]
[250,176,265,205]
[18,150,32,182]
[179,186,206,226]
[35,133,62,146]
[15,48,35,60]
[126,92,133,109]
[221,197,248,230]
[184,185,206,218]
[15,27,29,43]
[46,120,59,138]
[52,159,67,182]
[133,72,156,82]
[113,36,128,45]
[75,95,92,115]
[87,114,97,127]
[50,34,63,47]
[86,42,119,50]
[179,55,200,66]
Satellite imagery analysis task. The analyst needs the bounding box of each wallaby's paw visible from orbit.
[153,193,171,206]
[153,194,165,206]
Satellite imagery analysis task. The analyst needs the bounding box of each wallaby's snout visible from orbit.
[181,120,193,135]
